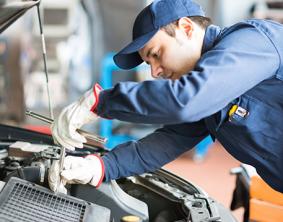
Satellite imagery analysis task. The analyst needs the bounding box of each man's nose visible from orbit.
[150,63,163,79]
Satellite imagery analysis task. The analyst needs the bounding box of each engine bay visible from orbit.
[0,124,236,222]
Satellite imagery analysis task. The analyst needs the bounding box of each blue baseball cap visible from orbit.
[113,0,204,70]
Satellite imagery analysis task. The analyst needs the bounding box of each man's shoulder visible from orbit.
[215,19,281,46]
[222,19,283,36]
[221,19,260,35]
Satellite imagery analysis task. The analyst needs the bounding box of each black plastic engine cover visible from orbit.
[0,177,111,222]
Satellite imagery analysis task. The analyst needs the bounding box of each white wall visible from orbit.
[145,0,263,27]
[196,0,263,27]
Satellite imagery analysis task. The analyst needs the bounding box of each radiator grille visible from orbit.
[0,179,86,222]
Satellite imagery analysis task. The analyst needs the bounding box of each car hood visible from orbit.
[0,0,39,33]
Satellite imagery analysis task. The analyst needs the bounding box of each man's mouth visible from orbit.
[161,72,173,79]
[167,74,173,79]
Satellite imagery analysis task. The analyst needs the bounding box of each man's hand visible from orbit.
[48,155,105,192]
[48,159,67,194]
[52,83,102,151]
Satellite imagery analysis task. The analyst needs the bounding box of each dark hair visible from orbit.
[162,16,212,37]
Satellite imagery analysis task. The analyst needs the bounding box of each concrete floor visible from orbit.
[164,141,244,222]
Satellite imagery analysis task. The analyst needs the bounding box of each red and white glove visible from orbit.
[52,83,102,151]
[48,154,105,191]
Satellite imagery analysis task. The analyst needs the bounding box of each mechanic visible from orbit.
[49,0,283,193]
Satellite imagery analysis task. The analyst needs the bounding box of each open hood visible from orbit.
[0,0,39,33]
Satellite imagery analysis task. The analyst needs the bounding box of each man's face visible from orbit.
[139,21,203,80]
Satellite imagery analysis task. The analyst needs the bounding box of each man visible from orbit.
[49,0,283,193]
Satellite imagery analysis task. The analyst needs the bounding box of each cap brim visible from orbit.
[114,29,158,69]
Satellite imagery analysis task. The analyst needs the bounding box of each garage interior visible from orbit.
[0,0,283,222]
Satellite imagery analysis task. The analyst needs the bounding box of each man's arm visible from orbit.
[97,26,279,124]
[102,120,209,181]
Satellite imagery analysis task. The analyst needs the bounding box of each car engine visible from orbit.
[0,124,238,222]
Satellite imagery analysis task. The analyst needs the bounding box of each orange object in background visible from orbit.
[231,164,283,222]
[24,125,51,135]
[249,175,283,222]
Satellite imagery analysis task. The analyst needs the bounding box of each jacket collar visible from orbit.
[201,24,221,54]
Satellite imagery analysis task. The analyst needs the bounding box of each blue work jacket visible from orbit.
[97,19,283,193]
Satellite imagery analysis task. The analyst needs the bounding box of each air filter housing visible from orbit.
[0,177,110,222]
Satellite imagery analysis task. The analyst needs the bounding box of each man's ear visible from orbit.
[177,17,194,38]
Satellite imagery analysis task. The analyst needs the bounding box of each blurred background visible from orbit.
[0,0,283,221]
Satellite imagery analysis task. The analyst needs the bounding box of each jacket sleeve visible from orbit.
[96,26,279,124]
[102,120,209,181]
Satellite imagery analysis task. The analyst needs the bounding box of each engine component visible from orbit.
[72,180,149,222]
[121,215,142,222]
[8,141,60,160]
[0,177,111,222]
[1,141,62,183]
[4,166,43,184]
